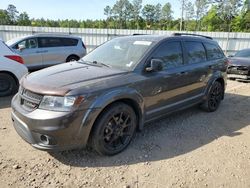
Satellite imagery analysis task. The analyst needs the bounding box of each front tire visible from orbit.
[91,102,137,156]
[0,73,18,97]
[201,81,223,112]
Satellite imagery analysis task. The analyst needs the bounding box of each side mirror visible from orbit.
[18,44,25,51]
[146,59,163,72]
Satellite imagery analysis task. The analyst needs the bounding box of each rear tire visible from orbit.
[91,102,137,156]
[0,73,18,97]
[201,81,223,112]
[66,55,79,62]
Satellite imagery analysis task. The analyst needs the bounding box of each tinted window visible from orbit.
[152,41,183,69]
[38,37,62,48]
[62,38,78,46]
[185,42,206,64]
[204,43,224,60]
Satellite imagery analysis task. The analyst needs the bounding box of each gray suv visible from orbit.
[11,34,228,155]
[7,34,86,70]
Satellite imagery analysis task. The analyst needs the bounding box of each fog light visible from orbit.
[40,135,49,145]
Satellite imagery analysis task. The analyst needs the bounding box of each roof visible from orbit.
[118,33,216,44]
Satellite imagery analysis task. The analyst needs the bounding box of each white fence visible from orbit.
[1,25,250,55]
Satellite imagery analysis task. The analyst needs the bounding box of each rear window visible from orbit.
[185,41,206,64]
[204,43,224,60]
[38,37,78,48]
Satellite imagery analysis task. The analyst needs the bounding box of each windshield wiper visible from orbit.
[92,60,111,68]
[80,60,111,68]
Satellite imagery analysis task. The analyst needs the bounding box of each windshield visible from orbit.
[234,49,250,58]
[81,37,154,70]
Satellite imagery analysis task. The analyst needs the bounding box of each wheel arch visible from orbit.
[81,89,145,147]
[66,54,80,62]
[0,71,19,86]
[205,74,226,100]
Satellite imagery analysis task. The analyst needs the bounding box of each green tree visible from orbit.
[112,0,133,28]
[17,12,31,26]
[184,2,195,30]
[195,0,209,30]
[213,0,243,31]
[142,4,161,29]
[131,0,142,29]
[201,6,223,31]
[161,3,173,20]
[7,4,19,24]
[104,6,112,19]
[0,9,11,25]
[160,3,173,30]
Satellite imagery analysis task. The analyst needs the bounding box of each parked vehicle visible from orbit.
[0,39,28,97]
[11,34,227,155]
[227,48,250,80]
[6,34,86,70]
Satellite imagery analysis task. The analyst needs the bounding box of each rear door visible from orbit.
[143,40,199,120]
[12,38,43,69]
[182,40,212,96]
[37,37,67,67]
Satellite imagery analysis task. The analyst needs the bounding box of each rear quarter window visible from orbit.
[204,43,224,60]
[61,38,78,46]
[185,41,206,64]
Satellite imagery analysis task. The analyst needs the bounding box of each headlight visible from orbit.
[39,96,84,112]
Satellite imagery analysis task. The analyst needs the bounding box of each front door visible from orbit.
[141,40,198,121]
[13,38,43,69]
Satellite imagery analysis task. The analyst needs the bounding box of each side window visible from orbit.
[185,41,206,64]
[16,40,26,49]
[16,38,38,49]
[62,38,78,46]
[151,41,183,69]
[204,43,224,60]
[38,37,62,48]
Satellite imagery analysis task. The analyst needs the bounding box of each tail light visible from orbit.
[5,55,24,64]
[225,59,230,66]
[82,42,86,49]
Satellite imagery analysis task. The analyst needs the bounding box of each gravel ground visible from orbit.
[0,80,250,188]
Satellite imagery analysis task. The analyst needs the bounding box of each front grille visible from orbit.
[227,66,250,75]
[19,88,43,111]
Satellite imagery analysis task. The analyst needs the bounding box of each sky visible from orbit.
[0,0,185,20]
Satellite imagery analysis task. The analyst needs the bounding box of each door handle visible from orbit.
[177,71,188,75]
[36,50,48,53]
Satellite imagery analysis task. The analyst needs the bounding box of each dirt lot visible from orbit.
[0,80,250,188]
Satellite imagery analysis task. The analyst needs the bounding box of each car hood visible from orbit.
[21,62,128,96]
[229,57,250,67]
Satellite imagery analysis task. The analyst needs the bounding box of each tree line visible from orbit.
[0,0,250,32]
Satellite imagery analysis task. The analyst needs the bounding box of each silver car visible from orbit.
[6,34,86,70]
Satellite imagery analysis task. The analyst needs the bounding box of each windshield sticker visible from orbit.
[126,61,134,67]
[133,41,152,46]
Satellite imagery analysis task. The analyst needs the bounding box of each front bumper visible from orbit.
[227,66,250,80]
[11,94,100,151]
[227,74,250,80]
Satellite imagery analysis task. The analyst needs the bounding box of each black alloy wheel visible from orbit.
[91,102,137,155]
[202,81,223,112]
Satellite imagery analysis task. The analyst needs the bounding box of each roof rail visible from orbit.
[172,33,213,40]
[132,33,149,36]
